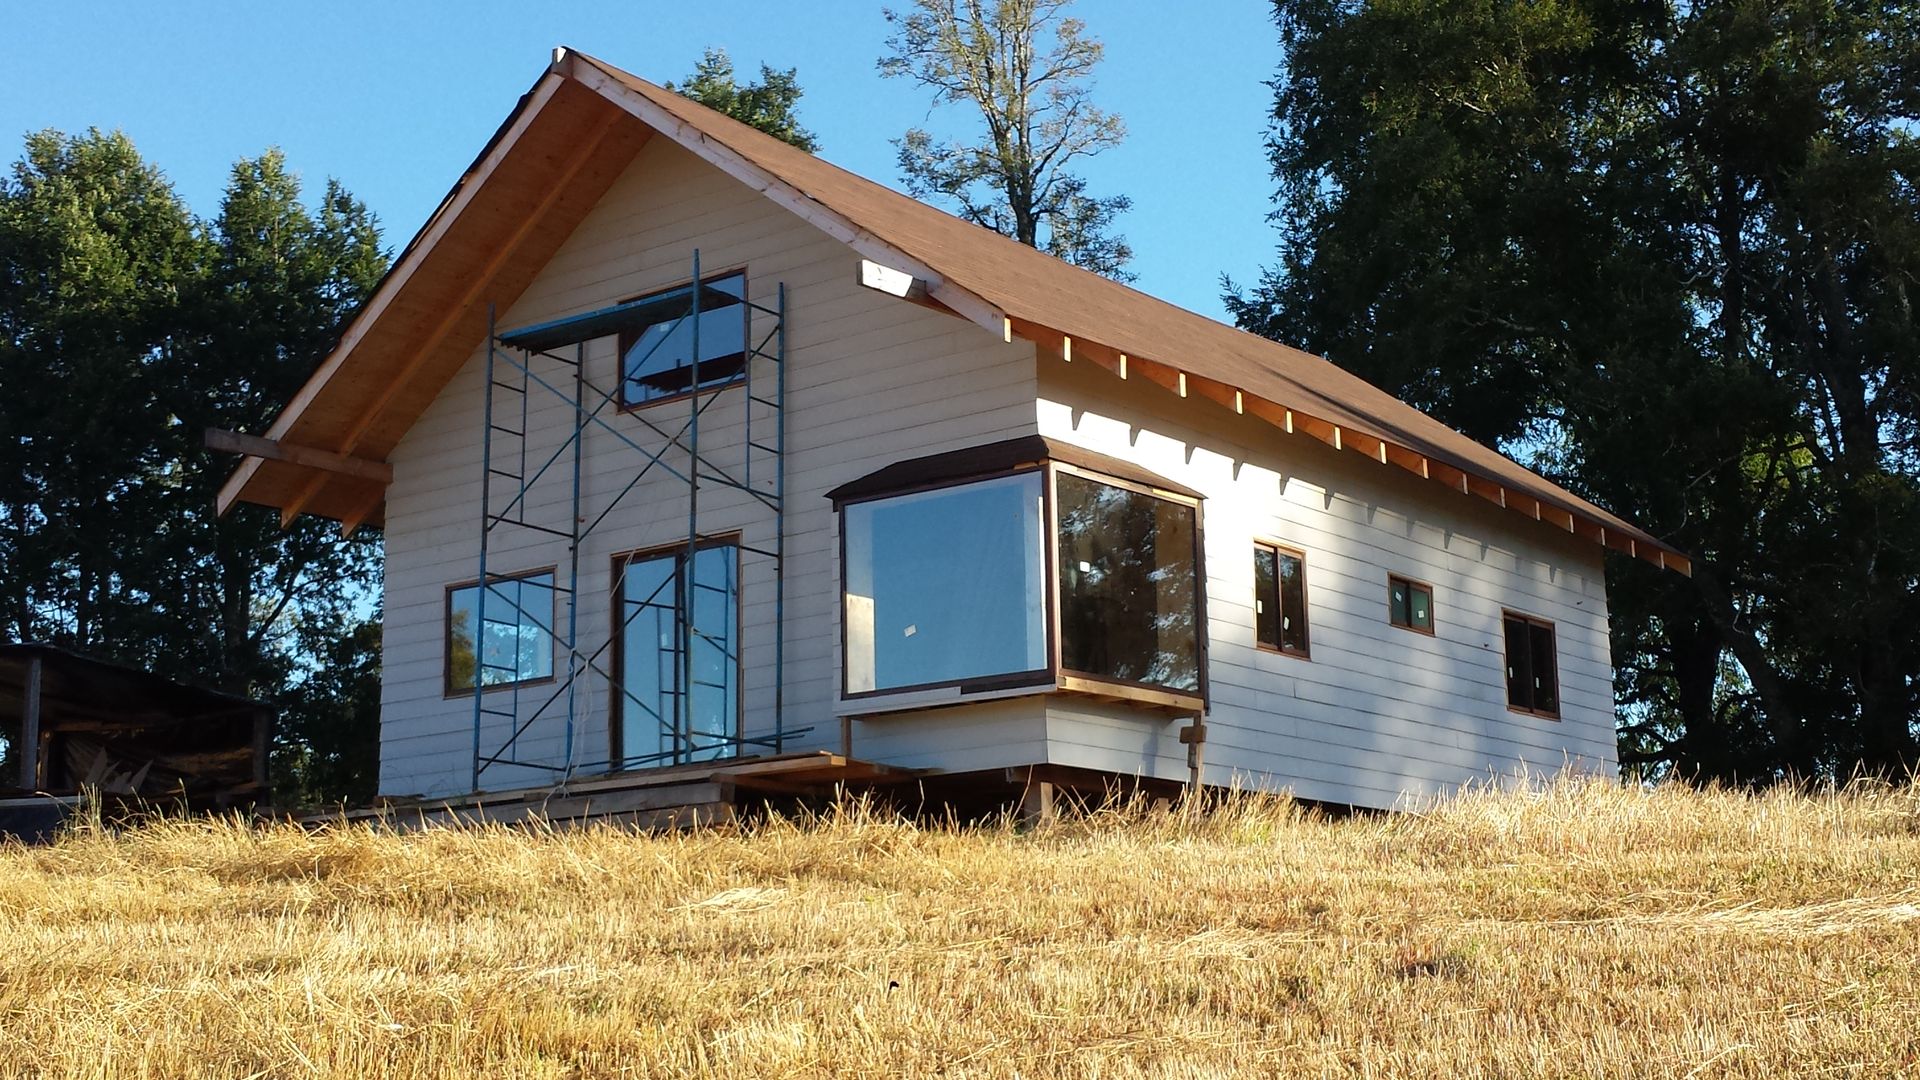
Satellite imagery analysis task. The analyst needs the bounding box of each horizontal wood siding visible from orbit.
[1034,357,1618,809]
[379,137,1037,798]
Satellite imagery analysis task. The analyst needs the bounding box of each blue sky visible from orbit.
[3,1,1284,320]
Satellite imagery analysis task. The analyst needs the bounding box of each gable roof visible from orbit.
[218,47,1688,575]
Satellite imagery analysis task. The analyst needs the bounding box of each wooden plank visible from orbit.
[204,429,394,484]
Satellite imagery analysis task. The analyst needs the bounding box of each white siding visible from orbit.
[379,137,1037,798]
[1035,358,1618,809]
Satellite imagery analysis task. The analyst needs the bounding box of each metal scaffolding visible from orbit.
[466,250,792,791]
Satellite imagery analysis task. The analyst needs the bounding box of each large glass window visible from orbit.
[618,271,748,407]
[615,542,740,766]
[1056,471,1202,692]
[842,472,1048,694]
[446,571,555,693]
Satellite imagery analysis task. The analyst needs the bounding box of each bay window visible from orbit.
[832,437,1206,708]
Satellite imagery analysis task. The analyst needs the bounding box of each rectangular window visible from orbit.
[446,571,554,694]
[618,271,748,407]
[614,541,740,766]
[1389,575,1434,633]
[1503,612,1560,718]
[1253,542,1309,656]
[1056,470,1202,692]
[843,472,1048,694]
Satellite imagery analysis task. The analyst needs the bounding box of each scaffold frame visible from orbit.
[466,250,793,791]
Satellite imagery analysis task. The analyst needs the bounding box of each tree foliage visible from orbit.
[1230,0,1920,782]
[0,129,388,804]
[879,0,1134,278]
[668,48,820,152]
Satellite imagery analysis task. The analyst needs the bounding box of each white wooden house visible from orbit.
[218,49,1688,815]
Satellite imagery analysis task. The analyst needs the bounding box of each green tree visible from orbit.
[879,0,1133,278]
[668,48,820,152]
[1229,0,1920,782]
[0,131,389,805]
[272,615,382,807]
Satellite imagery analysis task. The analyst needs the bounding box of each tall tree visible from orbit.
[0,131,388,803]
[1229,0,1920,782]
[879,0,1134,278]
[668,48,820,152]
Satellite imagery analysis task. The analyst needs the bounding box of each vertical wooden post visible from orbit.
[20,654,42,790]
[1180,715,1208,810]
[1019,780,1056,827]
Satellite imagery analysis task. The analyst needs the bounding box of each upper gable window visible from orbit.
[618,271,748,408]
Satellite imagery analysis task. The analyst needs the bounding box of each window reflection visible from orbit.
[842,472,1047,693]
[1056,472,1201,692]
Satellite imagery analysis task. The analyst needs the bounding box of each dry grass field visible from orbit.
[1,778,1917,1079]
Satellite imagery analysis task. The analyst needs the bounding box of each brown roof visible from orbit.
[219,48,1686,574]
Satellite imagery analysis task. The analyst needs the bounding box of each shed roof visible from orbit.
[217,47,1687,574]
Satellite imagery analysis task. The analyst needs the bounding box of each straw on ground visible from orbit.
[1,777,1917,1078]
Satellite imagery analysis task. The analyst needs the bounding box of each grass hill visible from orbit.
[1,779,1916,1077]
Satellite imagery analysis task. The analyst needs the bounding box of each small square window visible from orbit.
[617,271,749,407]
[1253,542,1309,656]
[447,571,555,694]
[1388,576,1434,633]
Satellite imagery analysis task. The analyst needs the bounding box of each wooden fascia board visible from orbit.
[1000,315,1688,575]
[565,55,1008,337]
[216,70,572,518]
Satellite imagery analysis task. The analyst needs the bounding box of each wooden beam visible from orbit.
[20,654,41,790]
[204,429,394,484]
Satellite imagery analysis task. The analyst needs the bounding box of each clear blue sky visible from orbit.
[3,1,1283,320]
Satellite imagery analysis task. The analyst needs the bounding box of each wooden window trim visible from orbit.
[1501,609,1561,720]
[443,566,560,699]
[614,267,751,413]
[1253,539,1311,661]
[1388,574,1437,636]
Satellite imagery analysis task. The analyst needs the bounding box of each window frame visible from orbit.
[1049,462,1210,704]
[833,458,1209,712]
[1501,609,1561,720]
[836,465,1057,701]
[1251,539,1311,660]
[443,566,559,698]
[614,268,752,413]
[608,534,746,770]
[1387,574,1437,636]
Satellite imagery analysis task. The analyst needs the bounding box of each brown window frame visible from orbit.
[1388,574,1436,635]
[615,268,751,412]
[1501,610,1561,720]
[1252,540,1311,660]
[443,566,559,698]
[608,534,745,771]
[831,449,1209,712]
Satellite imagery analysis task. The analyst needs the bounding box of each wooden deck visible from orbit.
[304,751,915,831]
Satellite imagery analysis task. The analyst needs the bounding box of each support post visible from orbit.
[1180,715,1208,809]
[1019,779,1056,827]
[471,305,498,794]
[20,654,42,790]
[682,249,702,766]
